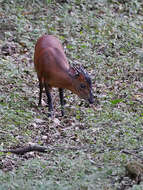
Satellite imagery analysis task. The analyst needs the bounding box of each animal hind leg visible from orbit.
[38,81,44,106]
[59,88,64,116]
[44,83,53,115]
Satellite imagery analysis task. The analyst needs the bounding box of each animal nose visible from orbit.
[89,98,94,104]
[88,91,94,104]
[88,96,94,104]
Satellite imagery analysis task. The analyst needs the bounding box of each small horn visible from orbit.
[78,66,87,76]
[79,66,85,73]
[73,66,80,74]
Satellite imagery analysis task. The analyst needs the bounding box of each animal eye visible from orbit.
[80,83,86,89]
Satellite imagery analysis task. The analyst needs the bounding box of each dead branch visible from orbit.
[1,144,143,162]
[2,145,48,155]
[122,150,143,161]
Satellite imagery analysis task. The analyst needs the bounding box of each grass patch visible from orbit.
[0,0,143,189]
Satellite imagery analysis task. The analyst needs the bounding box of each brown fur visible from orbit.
[34,35,73,90]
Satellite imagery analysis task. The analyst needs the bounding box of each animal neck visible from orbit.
[59,69,75,91]
[49,67,74,92]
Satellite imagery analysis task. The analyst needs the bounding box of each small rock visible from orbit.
[34,118,45,124]
[53,118,60,125]
[42,136,48,140]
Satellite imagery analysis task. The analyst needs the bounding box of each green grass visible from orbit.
[0,0,143,189]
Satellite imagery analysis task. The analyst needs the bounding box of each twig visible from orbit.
[1,144,143,162]
[2,145,48,155]
[134,147,143,153]
[0,144,94,155]
[122,150,143,161]
[0,130,9,134]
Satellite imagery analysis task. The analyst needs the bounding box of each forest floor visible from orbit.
[0,0,143,189]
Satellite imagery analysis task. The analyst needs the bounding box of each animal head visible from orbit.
[68,65,93,104]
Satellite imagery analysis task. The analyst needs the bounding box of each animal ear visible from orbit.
[79,66,88,81]
[77,66,85,80]
[68,67,79,78]
[78,72,85,80]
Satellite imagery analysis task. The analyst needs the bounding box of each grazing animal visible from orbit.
[34,35,93,116]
